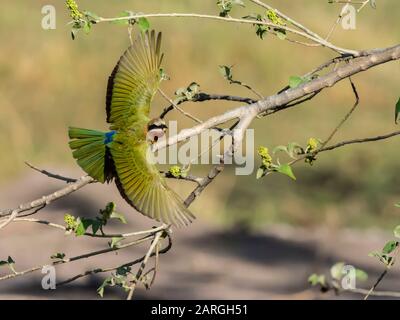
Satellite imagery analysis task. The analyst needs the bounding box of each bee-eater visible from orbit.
[68,31,195,227]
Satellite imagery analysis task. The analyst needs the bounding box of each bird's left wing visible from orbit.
[110,136,196,227]
[106,30,163,130]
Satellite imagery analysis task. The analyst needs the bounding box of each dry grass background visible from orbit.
[0,0,399,230]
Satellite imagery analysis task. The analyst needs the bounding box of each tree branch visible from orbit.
[152,45,400,153]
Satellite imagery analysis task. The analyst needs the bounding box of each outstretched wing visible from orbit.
[110,136,195,227]
[106,30,163,130]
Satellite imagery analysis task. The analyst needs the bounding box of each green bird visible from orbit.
[68,31,195,227]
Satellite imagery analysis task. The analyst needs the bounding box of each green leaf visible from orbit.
[97,287,105,298]
[159,68,170,81]
[382,240,398,254]
[110,237,124,249]
[256,167,265,179]
[169,165,182,178]
[112,11,132,25]
[330,262,345,281]
[74,218,92,236]
[395,97,400,124]
[217,0,245,17]
[74,222,86,236]
[219,65,233,81]
[71,26,80,40]
[394,225,400,238]
[138,17,150,32]
[116,266,131,276]
[51,253,66,260]
[277,164,296,180]
[308,273,325,287]
[287,142,304,158]
[91,220,102,234]
[368,250,382,259]
[395,203,400,208]
[289,76,304,89]
[0,256,15,267]
[84,11,100,22]
[276,30,286,40]
[355,269,368,281]
[272,145,288,155]
[97,276,113,298]
[110,211,127,224]
[83,21,91,34]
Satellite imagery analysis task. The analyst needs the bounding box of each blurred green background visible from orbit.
[0,0,399,230]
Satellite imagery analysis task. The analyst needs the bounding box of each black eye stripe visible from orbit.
[148,123,168,131]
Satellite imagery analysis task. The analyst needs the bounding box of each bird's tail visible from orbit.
[68,127,115,183]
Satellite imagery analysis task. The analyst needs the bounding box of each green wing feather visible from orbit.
[110,136,195,227]
[106,30,163,130]
[68,127,113,183]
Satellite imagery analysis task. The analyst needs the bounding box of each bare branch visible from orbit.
[320,77,359,149]
[319,130,400,153]
[153,45,400,153]
[159,92,256,120]
[0,235,154,282]
[126,230,165,300]
[94,12,358,55]
[0,175,94,219]
[25,161,77,183]
[57,232,172,287]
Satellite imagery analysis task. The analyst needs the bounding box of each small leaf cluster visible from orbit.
[159,68,170,82]
[0,256,16,274]
[168,165,189,179]
[218,65,252,91]
[66,0,82,20]
[112,11,150,33]
[66,1,100,40]
[243,10,286,40]
[257,138,322,179]
[273,138,321,165]
[50,253,66,260]
[368,224,400,267]
[219,65,235,83]
[64,202,127,237]
[97,266,132,298]
[174,82,201,103]
[216,0,245,17]
[308,262,367,292]
[256,146,296,180]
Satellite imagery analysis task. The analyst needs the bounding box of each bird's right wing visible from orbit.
[106,30,163,130]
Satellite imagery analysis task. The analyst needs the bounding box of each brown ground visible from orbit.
[0,170,399,300]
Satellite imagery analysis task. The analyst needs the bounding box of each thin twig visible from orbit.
[0,235,154,282]
[320,77,359,149]
[0,175,94,218]
[11,218,167,238]
[160,92,256,120]
[319,130,400,153]
[57,233,172,287]
[126,230,164,300]
[249,0,326,42]
[25,161,77,183]
[94,12,359,56]
[158,88,203,124]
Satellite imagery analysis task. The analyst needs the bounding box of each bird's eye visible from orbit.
[147,128,165,143]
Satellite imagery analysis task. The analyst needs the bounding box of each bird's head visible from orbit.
[147,118,168,143]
